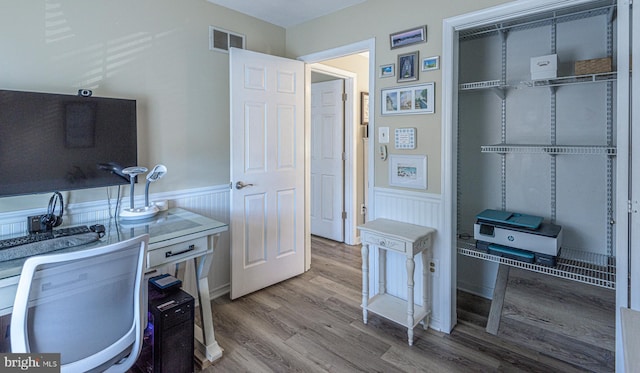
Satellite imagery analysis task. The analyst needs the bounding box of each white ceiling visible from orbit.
[207,0,368,28]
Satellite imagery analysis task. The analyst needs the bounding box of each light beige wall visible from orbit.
[0,0,284,211]
[286,0,510,194]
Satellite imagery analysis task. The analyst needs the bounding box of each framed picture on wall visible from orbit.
[397,51,419,82]
[381,82,435,115]
[390,26,427,49]
[421,56,440,71]
[379,63,395,78]
[389,154,427,189]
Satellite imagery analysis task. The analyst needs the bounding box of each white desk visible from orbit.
[358,218,436,346]
[0,208,227,365]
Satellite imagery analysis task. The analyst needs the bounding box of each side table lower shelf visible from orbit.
[364,293,430,329]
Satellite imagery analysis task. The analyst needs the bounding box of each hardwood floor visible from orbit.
[203,236,615,372]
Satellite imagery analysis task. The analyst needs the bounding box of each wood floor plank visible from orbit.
[380,344,482,373]
[451,321,588,373]
[285,321,399,373]
[211,295,328,372]
[283,333,369,372]
[308,274,362,305]
[498,317,615,372]
[350,315,505,372]
[501,268,615,352]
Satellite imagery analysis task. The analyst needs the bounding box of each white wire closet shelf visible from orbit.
[457,240,616,289]
[458,72,617,92]
[457,2,615,40]
[480,144,617,156]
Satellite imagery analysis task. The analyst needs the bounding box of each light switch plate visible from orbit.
[379,127,390,143]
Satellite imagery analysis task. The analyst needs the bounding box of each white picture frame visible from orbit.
[421,56,440,71]
[389,154,427,189]
[381,82,435,115]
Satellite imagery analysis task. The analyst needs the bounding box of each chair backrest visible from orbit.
[11,234,149,373]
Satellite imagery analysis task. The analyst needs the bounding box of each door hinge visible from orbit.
[342,93,347,102]
[229,181,233,190]
[342,211,347,220]
[342,152,346,161]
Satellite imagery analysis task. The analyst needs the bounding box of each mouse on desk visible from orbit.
[89,224,106,238]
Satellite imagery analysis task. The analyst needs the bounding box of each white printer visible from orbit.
[473,209,562,266]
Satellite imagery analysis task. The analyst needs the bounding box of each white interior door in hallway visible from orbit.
[311,79,345,242]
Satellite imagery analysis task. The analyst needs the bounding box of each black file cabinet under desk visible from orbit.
[137,288,195,373]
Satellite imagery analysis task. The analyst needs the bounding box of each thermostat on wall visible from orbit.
[395,127,416,149]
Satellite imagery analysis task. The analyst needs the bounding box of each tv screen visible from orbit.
[0,89,137,197]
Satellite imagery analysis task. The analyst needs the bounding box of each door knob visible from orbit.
[235,181,254,190]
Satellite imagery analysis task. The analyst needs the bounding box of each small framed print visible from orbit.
[389,154,427,190]
[397,51,419,83]
[421,56,440,71]
[379,63,395,78]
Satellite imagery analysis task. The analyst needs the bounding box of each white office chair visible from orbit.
[11,234,149,373]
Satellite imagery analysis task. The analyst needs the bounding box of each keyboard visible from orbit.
[0,226,100,261]
[0,225,92,250]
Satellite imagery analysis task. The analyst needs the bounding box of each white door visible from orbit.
[310,79,345,241]
[229,48,305,299]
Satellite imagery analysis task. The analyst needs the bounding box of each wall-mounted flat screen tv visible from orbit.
[0,89,137,197]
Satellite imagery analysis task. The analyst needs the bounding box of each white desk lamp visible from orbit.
[119,164,168,220]
[122,166,147,209]
[144,164,167,208]
[120,166,152,220]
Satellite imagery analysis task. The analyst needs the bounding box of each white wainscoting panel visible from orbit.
[372,187,444,331]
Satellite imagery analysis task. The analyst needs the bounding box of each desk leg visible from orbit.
[193,235,224,365]
[406,256,415,346]
[361,243,369,324]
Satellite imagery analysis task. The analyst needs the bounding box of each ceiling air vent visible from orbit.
[209,26,245,53]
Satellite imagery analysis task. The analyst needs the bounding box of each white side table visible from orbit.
[358,218,436,346]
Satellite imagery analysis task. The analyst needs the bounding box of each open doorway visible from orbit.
[300,39,375,251]
[310,59,368,245]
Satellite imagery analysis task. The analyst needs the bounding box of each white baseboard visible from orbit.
[210,283,231,300]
